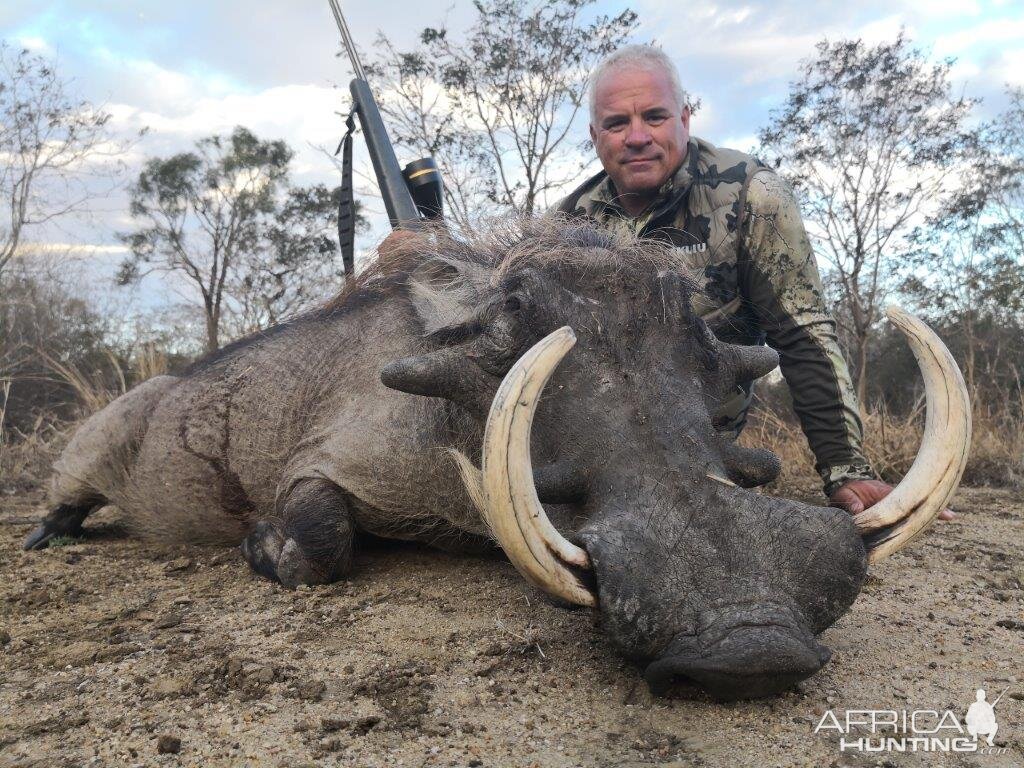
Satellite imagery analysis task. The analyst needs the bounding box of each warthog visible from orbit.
[25,218,969,698]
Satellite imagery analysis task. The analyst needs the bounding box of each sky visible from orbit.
[2,0,1023,316]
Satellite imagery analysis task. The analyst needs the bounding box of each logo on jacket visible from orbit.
[674,243,707,255]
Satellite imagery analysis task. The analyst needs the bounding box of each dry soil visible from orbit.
[1,486,1022,768]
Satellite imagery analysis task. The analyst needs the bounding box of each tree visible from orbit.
[121,128,363,350]
[976,87,1024,287]
[121,126,291,352]
[757,32,975,404]
[0,42,128,281]
[903,87,1024,400]
[227,183,354,335]
[364,0,637,226]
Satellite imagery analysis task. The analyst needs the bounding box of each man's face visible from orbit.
[590,66,690,200]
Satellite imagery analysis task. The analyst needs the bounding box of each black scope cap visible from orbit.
[402,157,444,220]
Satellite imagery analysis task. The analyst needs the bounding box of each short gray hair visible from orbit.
[588,45,689,124]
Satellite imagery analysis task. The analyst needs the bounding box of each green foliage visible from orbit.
[900,87,1024,403]
[44,535,78,549]
[367,0,637,225]
[758,32,976,402]
[120,127,360,350]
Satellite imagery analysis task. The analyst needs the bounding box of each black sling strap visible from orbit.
[335,110,358,277]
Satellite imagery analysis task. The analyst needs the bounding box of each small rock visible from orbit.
[249,665,276,684]
[297,679,326,701]
[156,735,181,754]
[58,641,103,667]
[351,715,380,735]
[452,690,480,708]
[152,611,183,629]
[149,677,190,699]
[321,717,345,733]
[421,721,452,737]
[318,737,344,752]
[207,550,235,565]
[163,557,193,573]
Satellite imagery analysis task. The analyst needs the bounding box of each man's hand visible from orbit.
[829,479,956,521]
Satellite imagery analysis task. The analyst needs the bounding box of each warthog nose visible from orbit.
[644,625,832,699]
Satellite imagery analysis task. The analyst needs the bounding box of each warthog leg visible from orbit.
[23,500,103,550]
[240,478,355,589]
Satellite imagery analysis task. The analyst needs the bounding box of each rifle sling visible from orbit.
[337,110,357,277]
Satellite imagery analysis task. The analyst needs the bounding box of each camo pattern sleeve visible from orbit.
[737,171,875,494]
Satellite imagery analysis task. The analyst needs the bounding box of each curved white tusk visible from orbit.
[855,306,972,563]
[480,326,597,607]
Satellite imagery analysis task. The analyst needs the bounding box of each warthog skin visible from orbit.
[27,218,867,698]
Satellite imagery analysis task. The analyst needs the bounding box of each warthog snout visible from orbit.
[644,607,832,699]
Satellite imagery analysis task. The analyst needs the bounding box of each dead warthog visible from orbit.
[26,218,969,698]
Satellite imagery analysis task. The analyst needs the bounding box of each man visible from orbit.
[553,44,907,515]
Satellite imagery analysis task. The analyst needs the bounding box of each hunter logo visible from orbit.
[675,242,707,255]
[813,687,1011,755]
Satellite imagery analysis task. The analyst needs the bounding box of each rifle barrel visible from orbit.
[327,0,366,80]
[326,0,423,229]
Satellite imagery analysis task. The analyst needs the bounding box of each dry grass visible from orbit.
[35,349,128,416]
[0,345,169,495]
[132,342,168,382]
[742,397,1024,494]
[0,415,73,493]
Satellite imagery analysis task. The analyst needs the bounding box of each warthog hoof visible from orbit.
[23,504,91,550]
[241,520,321,589]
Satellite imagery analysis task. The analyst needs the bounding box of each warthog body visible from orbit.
[27,218,968,698]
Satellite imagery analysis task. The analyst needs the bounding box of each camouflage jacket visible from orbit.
[554,136,874,494]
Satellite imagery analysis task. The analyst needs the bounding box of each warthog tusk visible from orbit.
[855,306,972,563]
[480,326,597,607]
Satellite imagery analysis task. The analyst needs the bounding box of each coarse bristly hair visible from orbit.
[324,213,699,314]
[186,214,702,377]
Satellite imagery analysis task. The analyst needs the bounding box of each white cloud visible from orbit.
[932,18,1024,57]
[15,34,52,54]
[994,49,1024,87]
[4,0,1023,313]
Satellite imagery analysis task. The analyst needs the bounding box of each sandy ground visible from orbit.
[1,485,1022,768]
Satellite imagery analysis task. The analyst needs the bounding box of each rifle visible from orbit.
[327,0,443,275]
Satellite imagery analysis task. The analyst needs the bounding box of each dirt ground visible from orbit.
[1,484,1021,768]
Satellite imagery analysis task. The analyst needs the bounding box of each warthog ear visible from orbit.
[406,256,493,335]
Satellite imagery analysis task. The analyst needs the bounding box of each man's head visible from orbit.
[589,46,691,210]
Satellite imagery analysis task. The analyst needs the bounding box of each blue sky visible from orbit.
[2,0,1022,313]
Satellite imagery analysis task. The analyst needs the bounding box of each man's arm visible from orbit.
[736,171,875,496]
